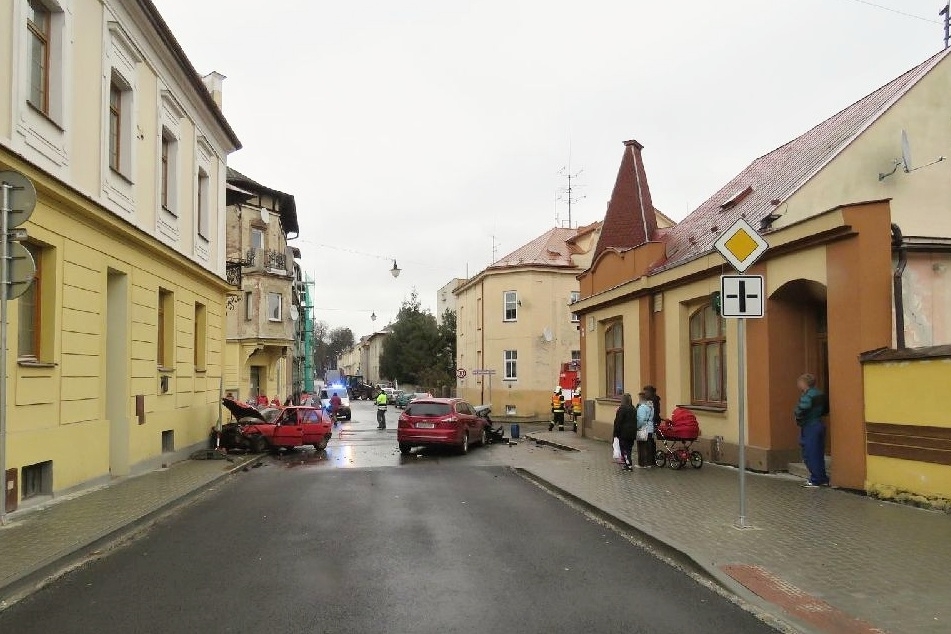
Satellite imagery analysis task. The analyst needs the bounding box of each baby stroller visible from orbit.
[654,407,704,470]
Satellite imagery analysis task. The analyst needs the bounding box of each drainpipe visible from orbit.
[480,277,485,406]
[891,223,907,350]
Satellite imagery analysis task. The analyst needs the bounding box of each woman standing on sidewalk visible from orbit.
[613,394,638,471]
[635,392,655,468]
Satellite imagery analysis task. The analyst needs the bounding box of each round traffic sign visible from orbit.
[456,368,467,379]
[6,242,36,300]
[0,170,37,228]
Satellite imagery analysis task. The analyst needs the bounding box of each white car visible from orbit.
[319,386,352,421]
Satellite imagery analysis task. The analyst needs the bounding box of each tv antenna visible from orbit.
[557,149,585,228]
[879,129,945,181]
[942,2,950,49]
[491,235,500,263]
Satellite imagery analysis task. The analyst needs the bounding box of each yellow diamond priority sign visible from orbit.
[714,218,769,272]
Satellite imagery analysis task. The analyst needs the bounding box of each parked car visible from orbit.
[383,387,398,404]
[393,390,407,408]
[319,386,352,421]
[397,398,486,455]
[396,391,431,408]
[218,399,332,452]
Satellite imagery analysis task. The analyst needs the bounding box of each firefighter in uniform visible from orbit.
[549,387,566,432]
[571,389,582,433]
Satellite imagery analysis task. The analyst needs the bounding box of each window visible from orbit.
[571,350,581,363]
[18,243,42,359]
[503,291,517,322]
[162,430,175,453]
[244,291,253,321]
[21,460,52,499]
[250,227,264,250]
[503,350,517,380]
[570,291,580,322]
[108,73,132,177]
[605,322,623,397]
[157,288,173,368]
[267,292,282,321]
[194,302,207,371]
[27,0,51,113]
[690,304,726,405]
[160,129,179,213]
[197,168,210,239]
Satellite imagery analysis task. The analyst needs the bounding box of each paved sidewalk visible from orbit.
[0,452,259,606]
[520,432,949,634]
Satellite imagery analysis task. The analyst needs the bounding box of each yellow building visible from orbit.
[223,169,299,403]
[573,49,951,494]
[454,224,602,418]
[0,0,240,509]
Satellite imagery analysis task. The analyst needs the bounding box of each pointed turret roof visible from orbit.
[592,140,659,261]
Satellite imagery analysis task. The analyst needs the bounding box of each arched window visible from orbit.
[605,322,624,397]
[689,305,726,405]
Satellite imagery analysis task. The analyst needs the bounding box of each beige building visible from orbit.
[453,225,601,418]
[223,169,299,402]
[436,278,464,324]
[0,0,240,510]
[337,328,391,385]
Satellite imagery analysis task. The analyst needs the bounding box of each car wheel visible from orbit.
[459,432,469,455]
[249,435,267,454]
[399,443,412,455]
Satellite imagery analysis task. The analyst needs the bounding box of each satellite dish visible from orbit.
[289,306,299,321]
[260,207,270,224]
[901,130,912,173]
[542,327,553,343]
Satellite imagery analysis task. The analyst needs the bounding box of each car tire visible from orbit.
[459,432,469,455]
[249,435,267,454]
[399,443,412,455]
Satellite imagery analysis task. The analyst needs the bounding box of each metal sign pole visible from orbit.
[736,318,748,529]
[1,183,10,523]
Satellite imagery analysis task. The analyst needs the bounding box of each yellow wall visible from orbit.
[5,155,229,501]
[864,359,951,504]
[778,55,951,240]
[457,268,583,417]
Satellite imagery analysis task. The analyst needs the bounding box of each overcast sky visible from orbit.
[155,0,942,338]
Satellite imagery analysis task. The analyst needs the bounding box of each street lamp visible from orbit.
[370,312,377,321]
[390,259,401,278]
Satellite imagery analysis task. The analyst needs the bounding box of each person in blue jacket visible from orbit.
[795,373,829,488]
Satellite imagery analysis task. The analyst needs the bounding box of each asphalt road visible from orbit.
[0,401,775,634]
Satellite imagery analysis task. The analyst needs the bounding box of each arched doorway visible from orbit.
[767,280,831,456]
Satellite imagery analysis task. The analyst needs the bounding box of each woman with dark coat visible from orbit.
[613,393,638,471]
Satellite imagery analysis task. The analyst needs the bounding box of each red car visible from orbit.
[397,398,486,455]
[220,399,332,452]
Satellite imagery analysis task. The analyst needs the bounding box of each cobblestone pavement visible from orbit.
[0,452,258,604]
[518,432,950,634]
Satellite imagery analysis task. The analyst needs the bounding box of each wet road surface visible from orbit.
[0,401,776,633]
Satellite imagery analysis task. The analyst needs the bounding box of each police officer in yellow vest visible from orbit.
[549,387,566,432]
[376,390,388,429]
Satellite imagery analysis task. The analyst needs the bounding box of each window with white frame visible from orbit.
[570,291,580,322]
[503,291,517,322]
[160,128,179,214]
[197,168,210,240]
[250,227,264,250]
[267,292,282,321]
[503,350,517,380]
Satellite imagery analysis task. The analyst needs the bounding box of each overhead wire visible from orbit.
[833,0,941,23]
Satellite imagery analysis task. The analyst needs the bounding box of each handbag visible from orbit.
[612,437,622,462]
[636,428,649,441]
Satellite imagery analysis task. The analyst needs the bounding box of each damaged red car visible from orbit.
[217,399,332,452]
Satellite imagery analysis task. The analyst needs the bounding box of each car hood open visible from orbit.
[221,398,266,422]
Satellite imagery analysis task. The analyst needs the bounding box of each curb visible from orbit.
[512,465,812,634]
[0,452,262,610]
[525,433,582,452]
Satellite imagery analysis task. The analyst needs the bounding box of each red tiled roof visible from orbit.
[489,224,600,270]
[593,140,659,261]
[652,48,949,274]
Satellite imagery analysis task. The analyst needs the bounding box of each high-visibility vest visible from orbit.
[571,396,582,414]
[376,393,388,409]
[551,393,564,412]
